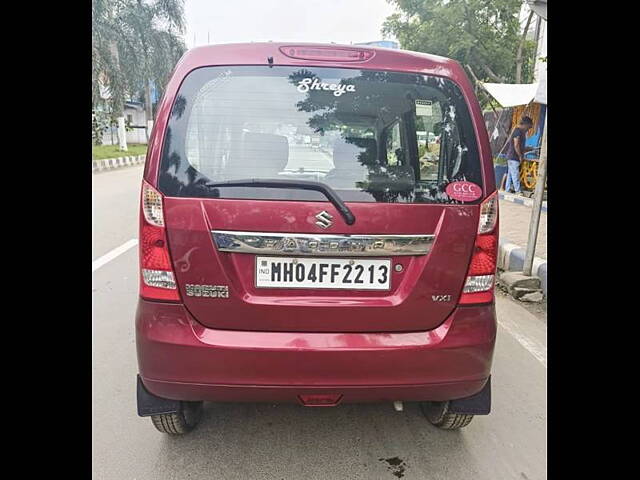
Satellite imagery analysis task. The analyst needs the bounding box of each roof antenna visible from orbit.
[267,56,274,67]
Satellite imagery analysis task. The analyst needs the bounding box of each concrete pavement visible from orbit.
[499,198,547,260]
[497,197,548,296]
[92,165,547,480]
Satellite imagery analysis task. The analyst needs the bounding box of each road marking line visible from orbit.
[92,239,138,272]
[498,318,547,368]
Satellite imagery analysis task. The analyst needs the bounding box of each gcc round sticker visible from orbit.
[445,181,482,202]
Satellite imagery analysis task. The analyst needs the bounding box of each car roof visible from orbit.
[172,42,464,80]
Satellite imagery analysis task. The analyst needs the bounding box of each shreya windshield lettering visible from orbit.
[297,77,356,97]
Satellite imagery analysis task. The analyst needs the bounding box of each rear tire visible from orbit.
[150,401,203,435]
[421,401,474,430]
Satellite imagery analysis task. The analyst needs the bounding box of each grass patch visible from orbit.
[92,143,147,160]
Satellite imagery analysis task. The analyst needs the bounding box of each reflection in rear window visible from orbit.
[158,66,482,203]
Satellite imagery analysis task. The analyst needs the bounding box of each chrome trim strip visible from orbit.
[212,230,435,256]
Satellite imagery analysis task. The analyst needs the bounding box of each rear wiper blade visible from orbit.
[205,178,356,225]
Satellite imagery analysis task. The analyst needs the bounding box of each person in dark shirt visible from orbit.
[504,116,534,194]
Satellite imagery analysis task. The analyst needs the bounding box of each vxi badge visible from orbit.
[431,294,452,302]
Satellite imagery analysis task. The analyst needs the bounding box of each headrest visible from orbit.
[225,132,289,178]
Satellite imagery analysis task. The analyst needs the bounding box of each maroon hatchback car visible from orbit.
[136,43,498,434]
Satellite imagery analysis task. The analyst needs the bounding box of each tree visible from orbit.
[92,109,111,146]
[92,0,186,147]
[92,0,128,118]
[114,0,186,121]
[382,0,537,99]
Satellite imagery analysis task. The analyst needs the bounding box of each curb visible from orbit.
[92,155,146,173]
[498,238,547,297]
[499,192,547,212]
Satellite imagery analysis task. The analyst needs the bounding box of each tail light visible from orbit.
[139,181,180,301]
[459,192,498,305]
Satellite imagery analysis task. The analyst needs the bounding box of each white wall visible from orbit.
[100,107,149,145]
[533,18,547,84]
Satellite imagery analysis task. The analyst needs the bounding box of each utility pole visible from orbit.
[523,112,547,276]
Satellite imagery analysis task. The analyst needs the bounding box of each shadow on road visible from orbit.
[148,401,478,479]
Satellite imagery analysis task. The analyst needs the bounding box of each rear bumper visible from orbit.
[136,299,496,403]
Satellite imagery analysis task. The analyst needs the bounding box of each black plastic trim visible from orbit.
[448,376,491,415]
[136,375,181,417]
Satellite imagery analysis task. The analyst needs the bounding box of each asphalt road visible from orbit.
[92,165,547,480]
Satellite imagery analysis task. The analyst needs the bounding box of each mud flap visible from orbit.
[137,375,181,417]
[448,376,491,415]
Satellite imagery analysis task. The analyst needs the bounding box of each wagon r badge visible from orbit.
[315,211,333,229]
[432,294,451,302]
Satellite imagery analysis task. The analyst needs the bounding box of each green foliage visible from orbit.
[520,38,537,82]
[92,110,111,146]
[383,0,537,89]
[92,0,186,117]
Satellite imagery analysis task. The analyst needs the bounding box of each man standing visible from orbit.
[504,116,534,194]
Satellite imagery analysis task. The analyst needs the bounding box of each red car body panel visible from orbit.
[165,198,479,332]
[137,42,497,404]
[136,299,495,404]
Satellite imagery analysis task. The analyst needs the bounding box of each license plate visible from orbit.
[255,256,391,290]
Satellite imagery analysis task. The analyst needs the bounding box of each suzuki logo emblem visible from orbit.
[315,211,333,229]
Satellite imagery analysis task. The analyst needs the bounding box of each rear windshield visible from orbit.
[158,66,482,203]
